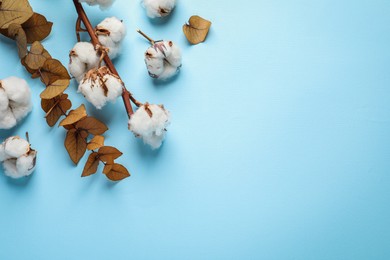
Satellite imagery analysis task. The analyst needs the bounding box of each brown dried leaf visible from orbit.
[102,163,112,174]
[105,163,130,181]
[76,117,108,136]
[81,152,100,177]
[40,58,70,86]
[41,94,72,127]
[22,13,53,43]
[87,135,105,151]
[59,104,87,127]
[183,15,212,45]
[97,146,122,164]
[0,0,33,29]
[39,78,69,99]
[23,41,51,72]
[65,129,87,164]
[8,23,27,58]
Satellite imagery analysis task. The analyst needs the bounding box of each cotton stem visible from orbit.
[137,29,155,45]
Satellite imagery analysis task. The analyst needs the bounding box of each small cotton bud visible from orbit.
[79,0,115,10]
[78,67,123,109]
[143,0,176,18]
[1,136,37,179]
[69,42,100,82]
[144,41,182,80]
[96,17,126,60]
[0,77,32,129]
[128,103,171,149]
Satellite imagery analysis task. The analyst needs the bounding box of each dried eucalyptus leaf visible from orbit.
[87,135,105,151]
[97,146,122,164]
[183,15,212,45]
[76,116,108,135]
[8,23,27,58]
[23,41,51,71]
[81,152,100,177]
[40,58,70,86]
[22,13,53,43]
[102,163,112,174]
[0,0,33,29]
[65,128,87,164]
[39,78,70,99]
[59,104,87,126]
[41,94,72,127]
[106,163,130,181]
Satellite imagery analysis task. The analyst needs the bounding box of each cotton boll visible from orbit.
[96,17,126,60]
[144,41,182,80]
[3,136,30,158]
[0,77,32,129]
[128,104,171,149]
[16,150,37,177]
[79,0,115,10]
[69,42,100,83]
[78,67,123,109]
[2,159,19,178]
[0,143,11,162]
[143,0,176,18]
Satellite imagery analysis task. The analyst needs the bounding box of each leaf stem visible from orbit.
[72,0,142,118]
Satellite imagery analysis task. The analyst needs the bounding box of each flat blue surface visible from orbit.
[1,0,390,259]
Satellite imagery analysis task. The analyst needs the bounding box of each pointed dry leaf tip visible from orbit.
[59,104,87,126]
[0,0,33,29]
[81,152,99,177]
[105,163,130,181]
[0,135,37,179]
[95,17,126,60]
[144,41,182,80]
[128,104,171,149]
[142,0,176,18]
[78,0,115,10]
[183,15,212,45]
[97,146,122,164]
[0,76,32,129]
[78,66,123,109]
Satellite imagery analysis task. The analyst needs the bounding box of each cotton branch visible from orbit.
[72,0,142,117]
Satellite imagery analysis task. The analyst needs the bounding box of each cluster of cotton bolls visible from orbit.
[128,104,171,149]
[0,136,37,179]
[78,67,123,109]
[0,77,32,129]
[142,0,176,18]
[68,17,126,83]
[79,0,115,10]
[144,41,182,80]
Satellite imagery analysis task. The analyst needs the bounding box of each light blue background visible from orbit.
[1,0,390,259]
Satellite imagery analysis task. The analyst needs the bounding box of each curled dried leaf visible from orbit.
[23,41,51,72]
[97,146,122,164]
[41,94,72,127]
[105,163,130,181]
[65,129,87,164]
[39,78,70,99]
[8,23,27,58]
[183,15,212,45]
[76,116,108,135]
[0,0,33,29]
[87,135,105,151]
[39,58,70,86]
[22,13,53,43]
[59,104,87,126]
[82,152,100,177]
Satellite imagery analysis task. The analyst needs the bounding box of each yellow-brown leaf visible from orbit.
[23,41,51,71]
[59,104,87,126]
[81,152,100,177]
[39,58,70,86]
[39,78,69,99]
[0,0,33,29]
[97,146,122,164]
[65,129,87,164]
[183,15,212,45]
[102,163,112,174]
[8,23,27,58]
[76,116,108,135]
[41,94,72,127]
[105,163,130,181]
[22,13,53,43]
[87,135,105,151]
